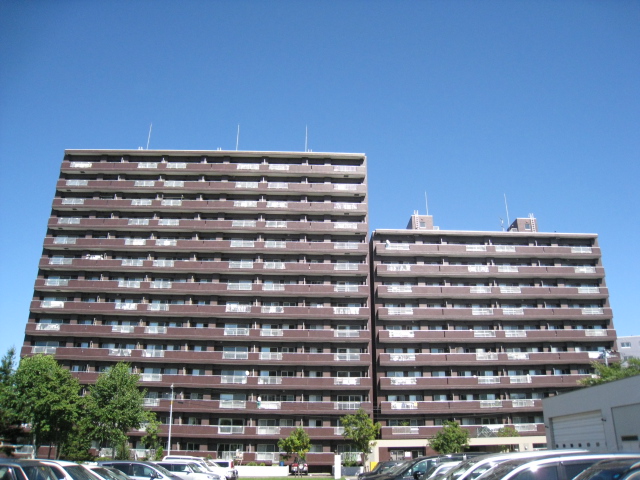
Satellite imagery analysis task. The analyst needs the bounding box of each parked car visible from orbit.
[359,462,405,480]
[426,461,461,480]
[161,457,230,480]
[38,460,102,480]
[98,461,182,480]
[209,462,237,480]
[0,460,58,480]
[574,458,640,480]
[440,450,588,480]
[290,458,308,475]
[476,454,640,480]
[364,454,484,480]
[154,461,220,480]
[85,466,133,480]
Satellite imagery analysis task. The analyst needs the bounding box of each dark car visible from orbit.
[98,462,182,480]
[359,462,405,480]
[0,460,58,480]
[571,458,640,480]
[478,454,640,480]
[85,467,133,480]
[365,454,484,480]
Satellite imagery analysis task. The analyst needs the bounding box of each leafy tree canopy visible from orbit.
[0,348,23,450]
[340,409,381,465]
[84,362,149,457]
[13,354,81,456]
[496,426,520,438]
[141,417,163,460]
[496,426,520,452]
[429,421,469,454]
[278,426,311,462]
[578,358,640,387]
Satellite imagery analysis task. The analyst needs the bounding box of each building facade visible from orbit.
[543,375,640,453]
[617,336,640,361]
[370,212,617,459]
[22,149,371,465]
[22,149,618,466]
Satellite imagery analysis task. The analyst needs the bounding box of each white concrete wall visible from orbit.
[236,466,289,477]
[543,376,640,452]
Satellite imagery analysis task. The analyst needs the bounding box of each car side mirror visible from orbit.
[414,472,424,480]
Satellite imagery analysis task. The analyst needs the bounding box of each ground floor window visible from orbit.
[388,448,425,460]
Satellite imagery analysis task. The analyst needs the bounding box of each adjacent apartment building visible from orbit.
[371,213,617,457]
[21,149,618,466]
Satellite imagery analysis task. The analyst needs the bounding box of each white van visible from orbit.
[161,457,232,480]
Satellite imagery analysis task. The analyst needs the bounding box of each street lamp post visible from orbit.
[167,384,174,455]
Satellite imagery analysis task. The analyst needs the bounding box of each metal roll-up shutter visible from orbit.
[550,410,606,452]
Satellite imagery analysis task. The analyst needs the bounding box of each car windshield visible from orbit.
[63,466,99,480]
[22,466,59,480]
[378,463,400,474]
[188,464,205,474]
[444,458,487,480]
[102,468,130,480]
[89,468,121,480]
[475,460,532,480]
[574,461,640,480]
[153,465,174,477]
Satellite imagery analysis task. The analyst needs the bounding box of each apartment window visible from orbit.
[621,342,631,348]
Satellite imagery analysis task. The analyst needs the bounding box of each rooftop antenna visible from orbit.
[146,123,152,150]
[504,193,511,226]
[305,125,308,152]
[424,191,429,216]
[236,124,240,151]
[500,217,505,231]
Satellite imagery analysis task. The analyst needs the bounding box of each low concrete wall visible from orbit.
[237,466,289,477]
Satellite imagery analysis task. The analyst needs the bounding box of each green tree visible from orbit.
[0,348,23,456]
[59,418,95,461]
[84,362,148,459]
[340,408,381,467]
[429,421,469,454]
[578,358,640,387]
[496,426,520,452]
[278,426,311,470]
[140,416,163,460]
[13,354,81,458]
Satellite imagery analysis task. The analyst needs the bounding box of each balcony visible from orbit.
[220,400,247,409]
[376,374,589,391]
[380,423,545,440]
[377,351,600,368]
[108,348,132,357]
[379,399,540,414]
[61,158,366,178]
[373,284,608,301]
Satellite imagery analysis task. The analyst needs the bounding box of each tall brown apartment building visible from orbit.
[22,150,617,466]
[23,149,372,465]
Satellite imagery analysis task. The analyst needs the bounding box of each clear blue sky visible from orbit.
[1,1,639,356]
